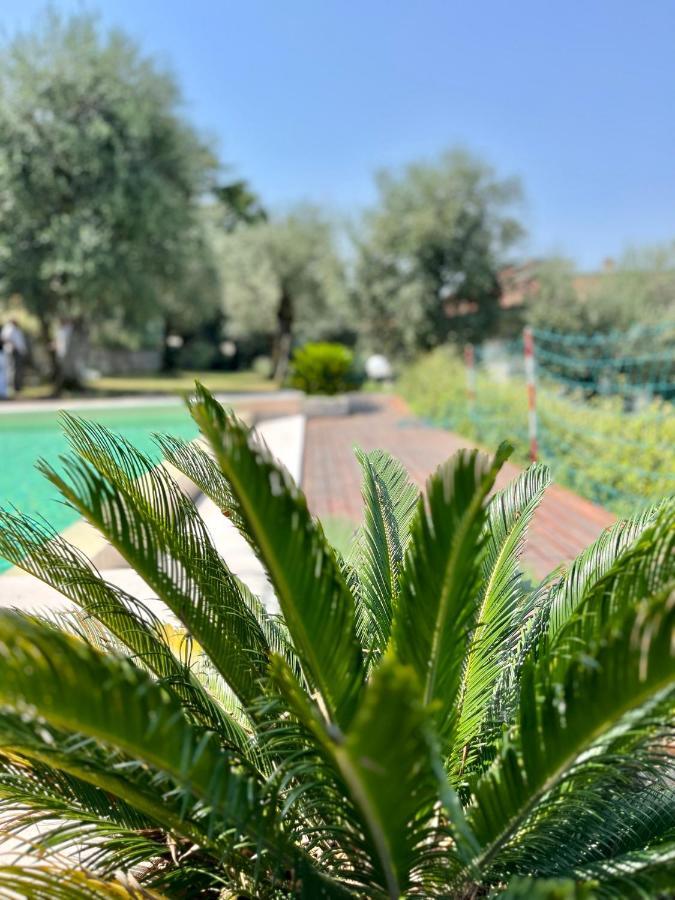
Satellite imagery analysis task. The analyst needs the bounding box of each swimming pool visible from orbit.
[0,402,198,572]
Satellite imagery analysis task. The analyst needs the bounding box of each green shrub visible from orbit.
[0,385,672,897]
[176,337,219,371]
[399,347,675,514]
[289,341,355,395]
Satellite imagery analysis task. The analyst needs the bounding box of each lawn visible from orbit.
[18,369,277,399]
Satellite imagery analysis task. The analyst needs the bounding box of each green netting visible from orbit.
[497,324,674,512]
[400,327,674,517]
[531,322,675,398]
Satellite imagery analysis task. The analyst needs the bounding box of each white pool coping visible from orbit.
[0,389,300,415]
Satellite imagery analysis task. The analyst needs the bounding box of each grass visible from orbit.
[17,369,277,400]
[320,516,358,557]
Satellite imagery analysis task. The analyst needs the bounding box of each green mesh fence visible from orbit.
[401,325,674,516]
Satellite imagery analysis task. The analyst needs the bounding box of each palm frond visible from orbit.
[451,463,551,776]
[546,499,675,677]
[487,502,665,732]
[464,590,675,881]
[38,415,271,710]
[494,875,594,898]
[0,714,323,897]
[0,511,251,749]
[270,653,459,898]
[187,384,364,727]
[541,502,662,646]
[0,717,216,863]
[572,840,675,898]
[0,865,163,899]
[349,449,419,667]
[157,430,308,689]
[392,442,512,747]
[155,432,247,535]
[488,679,674,878]
[0,612,259,833]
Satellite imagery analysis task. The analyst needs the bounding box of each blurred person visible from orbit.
[0,342,8,399]
[1,318,27,393]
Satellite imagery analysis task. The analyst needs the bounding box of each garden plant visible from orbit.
[0,385,672,897]
[399,347,675,514]
[289,342,356,395]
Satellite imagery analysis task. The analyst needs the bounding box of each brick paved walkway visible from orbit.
[302,394,615,580]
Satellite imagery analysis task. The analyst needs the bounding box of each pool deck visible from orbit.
[302,394,615,580]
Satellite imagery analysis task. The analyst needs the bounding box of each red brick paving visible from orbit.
[302,394,615,581]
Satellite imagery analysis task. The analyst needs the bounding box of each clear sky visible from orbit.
[2,0,675,269]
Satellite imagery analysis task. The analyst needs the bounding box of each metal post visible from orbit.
[523,327,538,462]
[464,343,476,416]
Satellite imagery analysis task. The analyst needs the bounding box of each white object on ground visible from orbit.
[365,353,393,380]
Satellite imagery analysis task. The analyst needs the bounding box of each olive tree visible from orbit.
[217,207,350,380]
[354,149,524,357]
[0,12,217,390]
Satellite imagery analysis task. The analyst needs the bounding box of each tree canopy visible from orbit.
[217,207,350,378]
[0,12,217,385]
[526,245,675,334]
[354,149,524,357]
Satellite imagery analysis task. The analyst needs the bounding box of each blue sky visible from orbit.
[3,0,675,268]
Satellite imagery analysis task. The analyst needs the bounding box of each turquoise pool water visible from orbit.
[0,403,198,572]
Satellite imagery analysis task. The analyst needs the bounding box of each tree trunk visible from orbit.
[52,317,87,395]
[161,317,179,372]
[38,314,59,385]
[271,288,293,383]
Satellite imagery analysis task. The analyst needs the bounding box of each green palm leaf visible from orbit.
[156,431,308,685]
[546,500,675,676]
[350,449,419,664]
[495,876,594,898]
[156,431,247,534]
[465,591,675,880]
[392,442,512,746]
[0,511,251,749]
[0,612,257,832]
[0,714,219,853]
[0,866,163,899]
[187,384,364,727]
[542,503,661,646]
[571,840,675,898]
[451,463,550,774]
[489,503,664,731]
[39,415,271,710]
[271,653,459,898]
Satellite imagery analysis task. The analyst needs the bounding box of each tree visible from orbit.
[526,245,675,334]
[354,149,524,357]
[585,244,675,331]
[0,12,217,390]
[525,257,587,332]
[217,207,349,380]
[214,179,267,232]
[0,387,672,897]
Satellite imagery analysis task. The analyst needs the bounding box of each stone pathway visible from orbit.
[302,394,615,580]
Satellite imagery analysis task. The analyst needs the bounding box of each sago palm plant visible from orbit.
[0,384,672,898]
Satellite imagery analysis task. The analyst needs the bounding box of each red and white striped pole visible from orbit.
[523,326,538,462]
[464,343,476,416]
